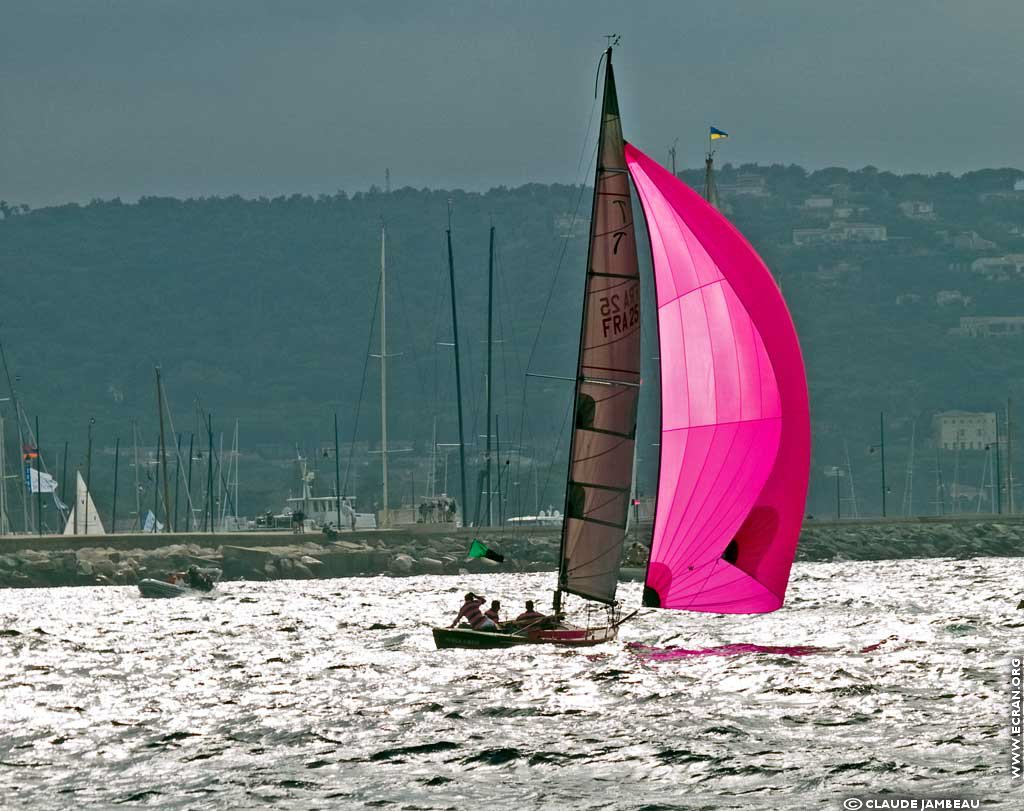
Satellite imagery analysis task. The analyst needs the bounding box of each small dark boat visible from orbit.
[138,579,195,599]
[432,623,618,650]
[137,568,221,598]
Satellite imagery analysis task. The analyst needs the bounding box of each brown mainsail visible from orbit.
[557,48,641,606]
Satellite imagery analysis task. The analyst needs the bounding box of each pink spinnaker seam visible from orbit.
[625,144,810,614]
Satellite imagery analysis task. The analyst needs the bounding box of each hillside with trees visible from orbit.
[3,162,1024,524]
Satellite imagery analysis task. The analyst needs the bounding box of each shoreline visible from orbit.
[1,515,1023,589]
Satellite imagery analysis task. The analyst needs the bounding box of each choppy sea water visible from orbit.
[0,557,1020,810]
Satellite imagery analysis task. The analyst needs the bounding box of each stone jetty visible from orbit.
[0,515,1022,589]
[0,527,562,589]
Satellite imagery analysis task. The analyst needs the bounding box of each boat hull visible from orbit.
[137,579,214,599]
[432,624,618,650]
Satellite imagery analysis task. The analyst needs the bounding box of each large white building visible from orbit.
[898,200,936,220]
[792,221,887,246]
[970,254,1024,280]
[954,316,1024,337]
[932,410,997,451]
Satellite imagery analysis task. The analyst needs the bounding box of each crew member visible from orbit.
[186,565,214,592]
[450,592,495,630]
[515,600,546,624]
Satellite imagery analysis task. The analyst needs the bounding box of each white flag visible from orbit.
[29,468,58,493]
[143,510,164,533]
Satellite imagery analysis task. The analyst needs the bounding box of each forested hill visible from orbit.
[3,161,1024,517]
[0,182,587,444]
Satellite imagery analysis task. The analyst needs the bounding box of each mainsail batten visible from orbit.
[558,49,641,605]
[625,144,810,615]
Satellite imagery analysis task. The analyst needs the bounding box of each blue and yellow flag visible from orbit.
[710,126,729,141]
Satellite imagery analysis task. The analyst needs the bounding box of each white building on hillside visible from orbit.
[954,316,1024,337]
[898,200,936,220]
[970,254,1024,280]
[932,411,996,451]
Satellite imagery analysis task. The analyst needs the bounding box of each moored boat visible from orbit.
[137,567,221,598]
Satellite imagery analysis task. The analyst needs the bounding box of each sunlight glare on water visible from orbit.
[0,557,1019,809]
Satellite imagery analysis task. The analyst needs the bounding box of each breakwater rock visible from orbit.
[0,543,221,589]
[796,518,1024,562]
[0,529,563,589]
[1,517,1023,589]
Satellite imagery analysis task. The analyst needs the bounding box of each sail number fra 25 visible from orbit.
[598,284,640,338]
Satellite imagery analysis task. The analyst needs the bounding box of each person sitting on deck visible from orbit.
[186,565,214,592]
[515,600,546,625]
[450,593,496,631]
[484,600,502,626]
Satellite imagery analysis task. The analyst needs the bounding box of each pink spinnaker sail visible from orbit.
[625,144,810,614]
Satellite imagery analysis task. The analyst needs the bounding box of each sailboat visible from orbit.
[63,471,106,536]
[431,47,808,649]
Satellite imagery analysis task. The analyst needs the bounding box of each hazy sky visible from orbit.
[2,1,1022,207]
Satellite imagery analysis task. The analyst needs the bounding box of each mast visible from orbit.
[112,436,120,534]
[0,414,6,535]
[132,419,141,530]
[155,367,172,532]
[84,418,93,535]
[1007,398,1015,514]
[995,414,1003,514]
[844,439,860,518]
[703,128,722,208]
[35,416,42,536]
[379,222,389,528]
[232,420,239,524]
[495,414,503,526]
[703,155,719,208]
[952,446,960,514]
[185,433,195,531]
[152,444,159,531]
[218,431,225,526]
[0,341,29,534]
[446,210,469,526]
[557,45,642,608]
[60,441,69,531]
[879,411,887,518]
[334,413,342,528]
[206,414,214,533]
[429,416,437,498]
[902,420,915,517]
[173,433,181,531]
[485,225,495,526]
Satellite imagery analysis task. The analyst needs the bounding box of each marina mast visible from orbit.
[0,414,7,535]
[379,222,389,528]
[485,225,495,526]
[446,208,469,527]
[0,342,30,533]
[156,367,171,532]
